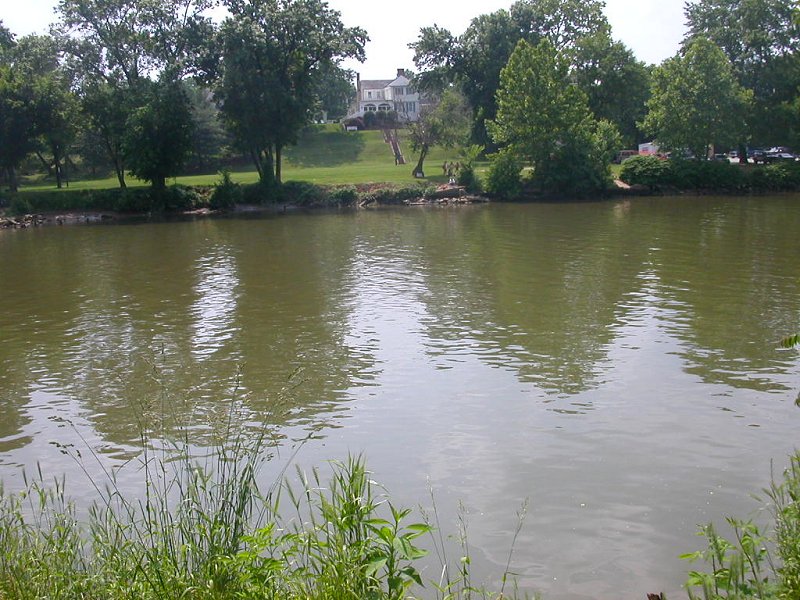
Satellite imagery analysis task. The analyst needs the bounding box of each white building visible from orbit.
[352,68,422,122]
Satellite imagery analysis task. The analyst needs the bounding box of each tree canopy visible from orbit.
[217,0,367,186]
[491,39,620,196]
[685,0,800,146]
[411,0,620,148]
[642,37,752,159]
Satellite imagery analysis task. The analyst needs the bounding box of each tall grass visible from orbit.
[0,376,527,600]
[682,452,800,600]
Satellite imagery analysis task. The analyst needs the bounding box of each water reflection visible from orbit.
[191,246,240,360]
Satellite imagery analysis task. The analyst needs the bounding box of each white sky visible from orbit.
[1,0,687,78]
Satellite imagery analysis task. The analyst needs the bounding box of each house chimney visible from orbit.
[397,68,405,78]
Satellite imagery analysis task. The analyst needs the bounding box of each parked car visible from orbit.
[749,149,767,164]
[765,150,795,162]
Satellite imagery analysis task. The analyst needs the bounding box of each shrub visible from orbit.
[485,150,522,200]
[620,155,672,190]
[668,159,746,191]
[457,163,482,193]
[328,185,358,206]
[210,170,243,210]
[278,181,328,206]
[241,181,278,205]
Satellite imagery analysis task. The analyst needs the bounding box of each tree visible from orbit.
[312,63,356,121]
[490,39,620,196]
[641,37,752,160]
[55,0,215,187]
[573,34,651,147]
[123,79,194,190]
[217,0,367,187]
[0,67,37,192]
[407,88,471,177]
[411,0,610,147]
[13,34,78,189]
[685,0,800,148]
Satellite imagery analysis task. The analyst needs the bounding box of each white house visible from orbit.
[351,68,422,122]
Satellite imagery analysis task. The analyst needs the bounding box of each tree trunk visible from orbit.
[275,144,282,185]
[152,175,166,191]
[35,152,55,176]
[7,166,18,193]
[412,144,429,177]
[260,148,275,187]
[54,151,63,189]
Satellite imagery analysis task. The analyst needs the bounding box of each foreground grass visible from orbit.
[0,399,524,600]
[682,452,800,599]
[18,126,480,192]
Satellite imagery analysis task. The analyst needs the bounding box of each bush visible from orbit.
[620,155,672,190]
[241,181,278,205]
[210,170,242,210]
[328,186,358,206]
[457,163,482,193]
[278,181,328,206]
[485,150,522,200]
[668,159,746,191]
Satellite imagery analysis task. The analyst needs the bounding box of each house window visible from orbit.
[378,104,391,112]
[364,104,376,112]
[367,91,372,99]
[404,102,416,113]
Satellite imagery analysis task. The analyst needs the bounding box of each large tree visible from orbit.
[0,67,37,192]
[684,0,800,147]
[573,34,651,148]
[123,79,194,190]
[217,0,366,186]
[490,39,620,196]
[13,34,78,189]
[641,37,752,159]
[411,0,611,147]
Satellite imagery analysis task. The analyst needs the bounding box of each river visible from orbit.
[1,196,799,598]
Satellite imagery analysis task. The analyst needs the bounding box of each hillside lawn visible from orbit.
[19,125,488,192]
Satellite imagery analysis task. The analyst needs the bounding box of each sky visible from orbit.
[1,0,688,78]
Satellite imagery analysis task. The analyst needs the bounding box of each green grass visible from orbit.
[18,125,475,193]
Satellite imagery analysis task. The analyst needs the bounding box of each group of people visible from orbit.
[442,161,462,184]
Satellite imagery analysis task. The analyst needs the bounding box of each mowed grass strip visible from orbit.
[20,125,472,192]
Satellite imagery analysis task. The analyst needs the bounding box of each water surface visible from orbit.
[1,197,799,598]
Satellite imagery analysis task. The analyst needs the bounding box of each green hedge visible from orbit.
[620,155,800,193]
[10,186,211,215]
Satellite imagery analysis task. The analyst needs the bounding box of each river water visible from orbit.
[1,196,799,598]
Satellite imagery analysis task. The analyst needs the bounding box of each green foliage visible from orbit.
[490,39,620,196]
[780,334,800,349]
[683,452,800,600]
[485,150,522,200]
[328,185,358,205]
[407,88,471,177]
[620,155,672,189]
[124,79,195,190]
[217,0,367,185]
[685,0,800,148]
[410,0,611,147]
[642,37,752,159]
[573,34,651,147]
[210,169,242,210]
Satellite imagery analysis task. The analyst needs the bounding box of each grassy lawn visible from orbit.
[19,125,478,192]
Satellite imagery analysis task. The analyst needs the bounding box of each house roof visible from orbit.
[360,79,393,90]
[389,75,411,87]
